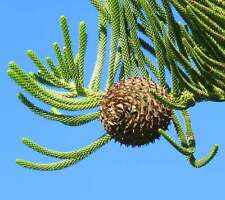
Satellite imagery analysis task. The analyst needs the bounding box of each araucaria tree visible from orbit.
[8,0,225,170]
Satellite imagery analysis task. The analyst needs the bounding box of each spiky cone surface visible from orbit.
[100,77,172,147]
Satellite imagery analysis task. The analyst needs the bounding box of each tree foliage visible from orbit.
[8,0,225,170]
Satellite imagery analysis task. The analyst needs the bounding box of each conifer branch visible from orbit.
[78,21,87,88]
[188,144,219,168]
[8,0,224,170]
[90,0,111,21]
[106,0,120,89]
[124,0,148,78]
[159,109,218,167]
[158,129,194,156]
[18,93,100,126]
[89,15,107,91]
[172,111,188,147]
[120,7,131,78]
[16,134,111,170]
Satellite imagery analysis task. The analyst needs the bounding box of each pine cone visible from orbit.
[100,77,172,147]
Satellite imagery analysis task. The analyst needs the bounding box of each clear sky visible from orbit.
[1,1,225,199]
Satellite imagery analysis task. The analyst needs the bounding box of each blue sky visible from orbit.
[1,1,225,199]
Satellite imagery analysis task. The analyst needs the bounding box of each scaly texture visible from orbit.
[100,77,172,146]
[7,0,224,170]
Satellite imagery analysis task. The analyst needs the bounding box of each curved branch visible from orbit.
[188,144,219,168]
[158,129,194,156]
[18,93,100,126]
[21,134,111,160]
[17,134,112,170]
